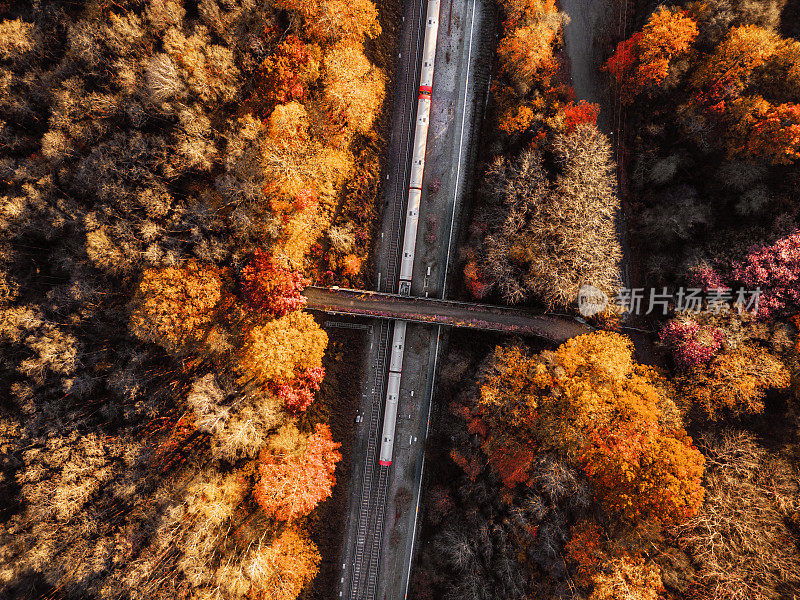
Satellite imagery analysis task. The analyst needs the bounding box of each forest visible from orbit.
[415,0,800,599]
[0,0,391,599]
[3,0,800,598]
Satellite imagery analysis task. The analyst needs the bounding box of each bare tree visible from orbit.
[474,125,621,308]
[672,430,800,600]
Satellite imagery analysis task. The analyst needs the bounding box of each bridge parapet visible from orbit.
[302,287,590,344]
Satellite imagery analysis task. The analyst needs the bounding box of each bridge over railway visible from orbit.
[303,287,591,344]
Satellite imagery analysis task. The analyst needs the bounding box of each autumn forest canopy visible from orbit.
[2,0,800,599]
[0,0,387,598]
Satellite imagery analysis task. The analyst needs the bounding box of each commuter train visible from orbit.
[379,0,440,467]
[379,320,406,465]
[398,0,440,297]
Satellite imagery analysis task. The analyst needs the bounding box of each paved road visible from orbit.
[306,287,590,343]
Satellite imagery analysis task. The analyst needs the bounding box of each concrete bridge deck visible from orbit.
[303,287,591,344]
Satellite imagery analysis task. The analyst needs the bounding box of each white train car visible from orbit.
[398,0,440,296]
[380,0,440,467]
[379,320,406,466]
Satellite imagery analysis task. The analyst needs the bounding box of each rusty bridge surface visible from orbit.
[303,287,591,344]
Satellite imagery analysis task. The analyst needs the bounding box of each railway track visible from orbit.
[382,0,425,295]
[348,0,427,594]
[365,467,390,599]
[350,320,390,599]
[345,0,449,596]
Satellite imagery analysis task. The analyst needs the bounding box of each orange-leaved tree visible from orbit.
[565,519,606,586]
[581,420,706,525]
[495,0,565,90]
[257,35,322,108]
[496,23,557,89]
[266,101,312,152]
[274,0,381,44]
[238,310,327,386]
[239,311,328,385]
[726,96,800,163]
[249,528,322,600]
[675,344,790,420]
[691,25,779,100]
[588,554,663,600]
[565,519,665,599]
[254,423,341,521]
[687,25,800,162]
[477,332,705,524]
[605,6,698,101]
[497,0,558,28]
[129,260,222,353]
[320,40,386,138]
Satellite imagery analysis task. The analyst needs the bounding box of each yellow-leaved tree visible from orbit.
[274,0,381,44]
[129,260,222,353]
[239,310,327,386]
[588,554,663,600]
[320,40,386,139]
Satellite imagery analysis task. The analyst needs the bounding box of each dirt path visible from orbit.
[560,0,633,292]
[559,0,615,131]
[558,0,661,363]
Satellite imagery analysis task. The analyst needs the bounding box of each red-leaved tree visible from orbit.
[742,101,800,163]
[731,230,800,317]
[562,101,599,132]
[659,318,724,369]
[275,366,326,413]
[580,421,706,525]
[464,259,493,299]
[258,35,322,108]
[604,7,698,102]
[241,249,310,317]
[488,445,536,488]
[254,423,341,521]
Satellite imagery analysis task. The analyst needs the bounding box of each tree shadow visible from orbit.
[781,0,800,38]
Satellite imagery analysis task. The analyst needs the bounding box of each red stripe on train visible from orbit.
[379,460,391,466]
[419,85,432,93]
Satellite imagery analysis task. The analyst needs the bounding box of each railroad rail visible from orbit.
[349,321,390,599]
[346,0,431,595]
[342,1,504,598]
